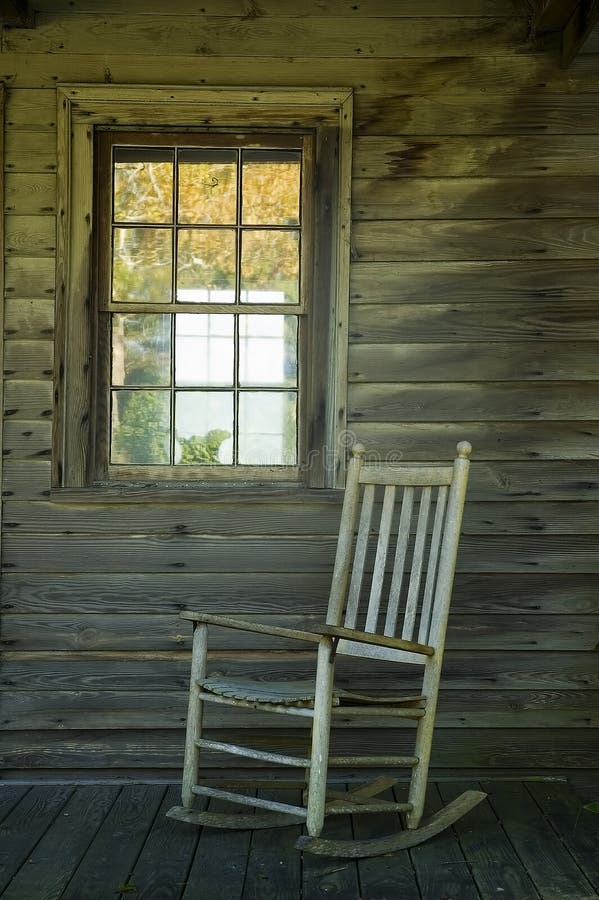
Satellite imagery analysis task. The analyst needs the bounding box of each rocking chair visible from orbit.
[167,442,485,857]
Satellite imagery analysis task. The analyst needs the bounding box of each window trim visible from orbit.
[54,84,353,490]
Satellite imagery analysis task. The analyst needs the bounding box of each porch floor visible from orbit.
[0,778,598,899]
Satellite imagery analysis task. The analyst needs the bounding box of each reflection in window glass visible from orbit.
[175,314,234,386]
[178,149,237,225]
[238,391,297,466]
[112,227,172,303]
[177,229,236,302]
[113,148,174,224]
[112,314,171,386]
[175,391,233,465]
[242,150,301,225]
[240,230,299,304]
[239,315,297,387]
[111,390,170,464]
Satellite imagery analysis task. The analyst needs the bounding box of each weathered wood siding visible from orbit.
[1,2,599,776]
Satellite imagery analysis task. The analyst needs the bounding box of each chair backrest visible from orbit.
[326,442,472,663]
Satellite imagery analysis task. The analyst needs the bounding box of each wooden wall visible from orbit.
[1,0,599,778]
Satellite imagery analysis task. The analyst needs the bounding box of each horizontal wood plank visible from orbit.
[5,532,599,573]
[3,15,529,57]
[3,649,596,690]
[3,421,52,458]
[354,91,599,135]
[349,301,599,342]
[0,728,595,770]
[349,342,599,382]
[350,260,599,304]
[2,612,596,651]
[349,382,599,422]
[352,218,599,262]
[4,88,56,131]
[3,571,597,615]
[6,499,599,536]
[2,460,51,499]
[2,51,596,92]
[4,173,56,215]
[5,215,56,257]
[2,689,595,730]
[4,131,56,172]
[24,1,525,16]
[3,379,53,420]
[4,264,55,302]
[352,176,599,220]
[353,135,599,178]
[352,422,599,462]
[3,341,54,379]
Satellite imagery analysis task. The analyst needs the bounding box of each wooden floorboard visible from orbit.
[438,781,540,900]
[481,781,596,900]
[409,783,482,899]
[0,779,597,899]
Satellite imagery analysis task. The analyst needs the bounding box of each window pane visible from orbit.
[242,150,301,225]
[112,314,171,386]
[112,227,172,303]
[240,230,299,304]
[111,390,170,464]
[239,315,297,387]
[113,148,174,224]
[175,314,234,386]
[178,149,237,225]
[177,229,236,303]
[175,391,233,465]
[238,391,297,465]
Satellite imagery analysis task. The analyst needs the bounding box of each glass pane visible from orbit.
[177,229,236,303]
[242,150,301,225]
[111,390,170,464]
[240,230,299,304]
[239,315,297,387]
[175,314,234,386]
[112,227,172,303]
[175,391,233,465]
[238,391,297,466]
[178,149,238,225]
[112,314,171,386]
[113,148,174,224]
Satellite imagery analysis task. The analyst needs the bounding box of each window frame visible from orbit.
[54,85,353,491]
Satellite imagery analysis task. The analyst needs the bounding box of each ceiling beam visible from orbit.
[562,0,599,64]
[0,0,34,27]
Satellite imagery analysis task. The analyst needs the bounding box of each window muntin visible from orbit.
[97,135,309,477]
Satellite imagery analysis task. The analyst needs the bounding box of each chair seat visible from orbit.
[201,675,425,708]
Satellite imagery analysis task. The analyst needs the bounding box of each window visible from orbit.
[96,134,307,480]
[55,86,352,489]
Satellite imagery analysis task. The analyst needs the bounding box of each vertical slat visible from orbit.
[418,486,448,645]
[402,487,432,642]
[344,483,375,629]
[365,485,395,633]
[384,486,414,637]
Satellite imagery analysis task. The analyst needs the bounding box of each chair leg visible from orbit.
[306,640,335,837]
[181,622,208,809]
[406,659,440,829]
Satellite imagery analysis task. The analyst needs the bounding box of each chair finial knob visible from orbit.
[352,443,366,457]
[456,441,472,458]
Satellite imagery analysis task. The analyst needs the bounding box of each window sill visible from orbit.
[49,482,344,504]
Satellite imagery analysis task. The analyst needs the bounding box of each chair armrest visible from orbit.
[311,624,434,657]
[179,611,323,644]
